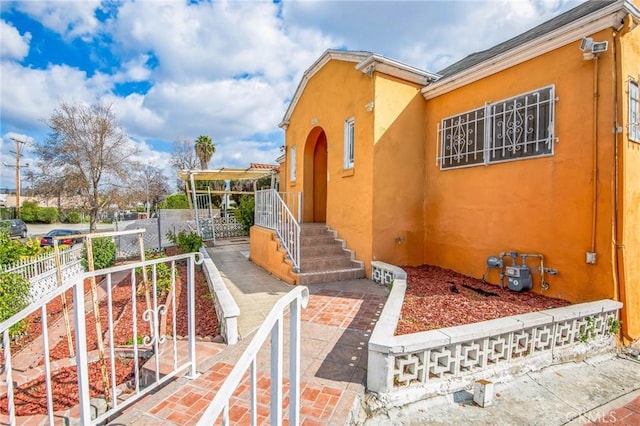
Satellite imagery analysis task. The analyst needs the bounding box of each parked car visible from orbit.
[0,219,28,239]
[40,229,83,247]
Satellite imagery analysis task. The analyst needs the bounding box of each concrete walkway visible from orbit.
[208,241,292,339]
[365,354,640,425]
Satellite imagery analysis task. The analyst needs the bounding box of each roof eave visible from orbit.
[422,1,634,100]
[355,54,440,85]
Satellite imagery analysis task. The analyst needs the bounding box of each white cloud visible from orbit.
[129,138,173,175]
[106,76,287,143]
[1,0,588,183]
[0,20,31,61]
[211,139,282,170]
[111,1,334,83]
[90,0,337,151]
[281,0,583,72]
[105,93,165,137]
[119,54,153,82]
[0,62,114,133]
[14,0,102,40]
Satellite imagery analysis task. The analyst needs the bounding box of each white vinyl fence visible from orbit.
[0,245,85,302]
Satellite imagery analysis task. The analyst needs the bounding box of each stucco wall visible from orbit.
[424,29,617,304]
[283,60,376,274]
[371,74,426,266]
[618,21,640,339]
[249,226,296,285]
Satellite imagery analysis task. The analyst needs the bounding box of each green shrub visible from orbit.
[19,201,39,223]
[65,211,82,224]
[0,272,31,337]
[125,335,145,346]
[21,236,47,257]
[36,206,59,223]
[136,251,175,296]
[235,195,254,232]
[0,227,24,265]
[83,237,116,270]
[0,207,16,220]
[166,230,203,253]
[158,193,189,209]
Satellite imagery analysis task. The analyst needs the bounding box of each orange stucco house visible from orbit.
[255,0,640,342]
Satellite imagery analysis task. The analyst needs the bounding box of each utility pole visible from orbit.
[3,137,29,218]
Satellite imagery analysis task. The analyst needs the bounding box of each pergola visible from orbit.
[177,165,278,237]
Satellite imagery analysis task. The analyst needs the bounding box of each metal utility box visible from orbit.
[505,265,533,292]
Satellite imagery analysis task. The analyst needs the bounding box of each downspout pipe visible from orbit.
[590,55,599,256]
[612,19,633,344]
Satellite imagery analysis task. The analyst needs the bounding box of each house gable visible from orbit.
[280,49,438,129]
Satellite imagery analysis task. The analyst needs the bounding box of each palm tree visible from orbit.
[194,135,215,169]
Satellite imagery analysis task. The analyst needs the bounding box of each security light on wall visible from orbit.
[592,41,608,53]
[580,37,608,53]
[580,37,594,52]
[580,37,608,60]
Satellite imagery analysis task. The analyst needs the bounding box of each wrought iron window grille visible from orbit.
[629,78,639,143]
[438,85,557,170]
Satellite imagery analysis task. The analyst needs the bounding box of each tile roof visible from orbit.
[249,163,279,170]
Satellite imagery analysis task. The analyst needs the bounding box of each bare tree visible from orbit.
[131,165,170,215]
[170,138,199,191]
[24,162,75,214]
[36,101,138,232]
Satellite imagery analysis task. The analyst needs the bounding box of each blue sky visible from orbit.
[1,0,584,191]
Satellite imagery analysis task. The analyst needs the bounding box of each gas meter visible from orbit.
[505,266,532,292]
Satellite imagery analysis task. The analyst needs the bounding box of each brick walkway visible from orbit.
[126,283,387,425]
[588,394,640,425]
[108,244,388,425]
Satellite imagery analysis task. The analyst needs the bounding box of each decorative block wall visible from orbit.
[368,261,622,406]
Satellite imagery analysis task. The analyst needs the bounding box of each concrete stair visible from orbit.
[295,223,365,285]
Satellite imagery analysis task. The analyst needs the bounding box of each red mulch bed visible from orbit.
[0,280,93,363]
[1,259,220,416]
[395,265,571,336]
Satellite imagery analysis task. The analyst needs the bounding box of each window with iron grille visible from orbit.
[440,106,486,168]
[344,117,355,169]
[290,146,296,182]
[439,85,556,169]
[630,79,639,142]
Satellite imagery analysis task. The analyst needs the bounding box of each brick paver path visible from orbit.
[139,281,387,425]
[588,394,640,425]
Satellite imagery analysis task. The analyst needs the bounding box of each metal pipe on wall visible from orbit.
[590,55,600,257]
[611,20,634,344]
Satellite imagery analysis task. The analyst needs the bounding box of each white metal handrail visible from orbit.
[197,285,309,425]
[254,189,301,272]
[0,251,201,425]
[277,191,302,223]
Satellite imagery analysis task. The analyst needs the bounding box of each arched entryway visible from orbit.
[303,127,327,223]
